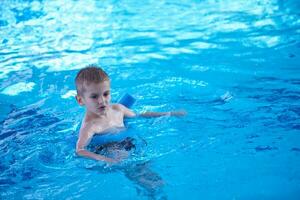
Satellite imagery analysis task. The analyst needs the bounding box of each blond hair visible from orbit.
[75,64,109,96]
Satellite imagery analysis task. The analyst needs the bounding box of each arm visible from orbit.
[76,126,118,163]
[118,104,186,118]
[139,110,187,118]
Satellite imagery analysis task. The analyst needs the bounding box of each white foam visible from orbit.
[1,82,35,96]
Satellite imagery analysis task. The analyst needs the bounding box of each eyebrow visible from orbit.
[89,90,110,95]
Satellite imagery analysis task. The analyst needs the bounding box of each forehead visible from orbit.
[83,81,110,93]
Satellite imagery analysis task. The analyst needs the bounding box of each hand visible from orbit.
[103,157,120,164]
[96,156,120,164]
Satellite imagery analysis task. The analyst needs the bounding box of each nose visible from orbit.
[98,95,105,104]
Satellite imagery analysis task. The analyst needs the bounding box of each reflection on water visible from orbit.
[0,0,299,75]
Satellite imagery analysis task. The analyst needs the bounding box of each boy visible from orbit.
[75,65,186,163]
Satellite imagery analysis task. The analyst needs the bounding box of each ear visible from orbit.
[75,95,84,106]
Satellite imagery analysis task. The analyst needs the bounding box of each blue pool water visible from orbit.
[1,0,300,199]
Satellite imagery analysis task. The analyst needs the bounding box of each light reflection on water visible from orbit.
[0,0,299,74]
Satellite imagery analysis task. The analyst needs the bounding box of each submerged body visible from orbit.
[73,65,186,198]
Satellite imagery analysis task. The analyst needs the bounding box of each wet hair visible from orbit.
[75,64,109,96]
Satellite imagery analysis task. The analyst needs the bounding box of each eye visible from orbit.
[90,94,98,99]
[103,91,110,97]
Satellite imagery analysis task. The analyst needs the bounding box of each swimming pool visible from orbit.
[1,0,300,199]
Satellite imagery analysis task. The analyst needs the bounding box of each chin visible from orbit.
[96,110,107,116]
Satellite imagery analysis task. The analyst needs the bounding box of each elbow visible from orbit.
[76,148,85,156]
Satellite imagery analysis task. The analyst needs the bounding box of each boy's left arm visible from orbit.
[139,110,187,117]
[118,104,186,118]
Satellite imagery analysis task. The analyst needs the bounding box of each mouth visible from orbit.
[97,105,107,111]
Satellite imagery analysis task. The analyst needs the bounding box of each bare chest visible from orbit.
[94,110,124,134]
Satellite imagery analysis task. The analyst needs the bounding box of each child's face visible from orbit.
[77,81,111,116]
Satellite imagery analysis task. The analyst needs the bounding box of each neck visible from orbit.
[85,107,111,121]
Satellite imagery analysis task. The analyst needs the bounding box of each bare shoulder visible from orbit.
[79,120,97,138]
[111,103,124,111]
[112,103,136,118]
